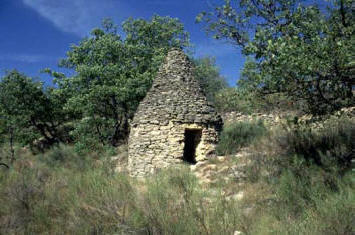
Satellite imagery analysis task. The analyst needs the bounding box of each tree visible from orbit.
[0,108,15,164]
[0,70,70,151]
[193,57,228,103]
[197,0,354,114]
[52,16,190,150]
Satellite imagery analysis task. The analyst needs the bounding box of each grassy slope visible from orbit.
[0,116,354,234]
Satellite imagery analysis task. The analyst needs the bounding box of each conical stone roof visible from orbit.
[131,48,222,127]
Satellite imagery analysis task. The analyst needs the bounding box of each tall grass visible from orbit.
[0,146,138,234]
[0,157,245,234]
[136,167,249,235]
[0,116,353,234]
[247,163,354,235]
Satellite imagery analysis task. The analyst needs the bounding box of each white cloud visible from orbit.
[0,54,50,63]
[22,0,119,36]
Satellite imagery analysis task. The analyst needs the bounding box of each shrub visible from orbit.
[38,144,93,170]
[38,144,117,172]
[277,117,354,169]
[216,120,267,155]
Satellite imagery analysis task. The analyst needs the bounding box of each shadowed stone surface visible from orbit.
[128,48,223,177]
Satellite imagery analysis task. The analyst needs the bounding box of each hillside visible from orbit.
[0,108,353,234]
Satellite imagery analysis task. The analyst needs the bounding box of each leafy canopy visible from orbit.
[193,57,228,103]
[51,16,191,150]
[198,0,354,114]
[0,70,70,147]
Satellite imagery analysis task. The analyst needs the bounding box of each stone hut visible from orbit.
[128,49,223,177]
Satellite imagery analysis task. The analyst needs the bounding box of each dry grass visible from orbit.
[0,116,354,234]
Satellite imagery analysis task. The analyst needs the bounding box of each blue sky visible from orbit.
[0,0,244,86]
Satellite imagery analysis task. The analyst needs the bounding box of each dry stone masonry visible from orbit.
[222,106,355,128]
[128,49,223,177]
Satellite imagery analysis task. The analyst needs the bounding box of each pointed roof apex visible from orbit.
[169,46,183,51]
[168,47,184,53]
[165,47,189,60]
[160,48,191,77]
[131,47,223,126]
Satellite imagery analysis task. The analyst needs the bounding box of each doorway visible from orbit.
[183,129,202,164]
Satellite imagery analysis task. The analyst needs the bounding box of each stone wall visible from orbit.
[222,107,354,127]
[128,121,219,177]
[221,111,291,126]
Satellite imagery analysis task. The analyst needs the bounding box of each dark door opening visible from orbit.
[183,129,202,164]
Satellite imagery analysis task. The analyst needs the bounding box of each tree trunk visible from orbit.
[9,127,15,164]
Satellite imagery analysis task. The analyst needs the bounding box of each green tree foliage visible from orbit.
[197,0,354,114]
[51,16,190,150]
[0,111,6,145]
[0,70,70,149]
[193,57,228,103]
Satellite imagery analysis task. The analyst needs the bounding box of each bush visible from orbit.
[216,120,267,155]
[38,144,93,170]
[38,144,117,172]
[278,117,354,169]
